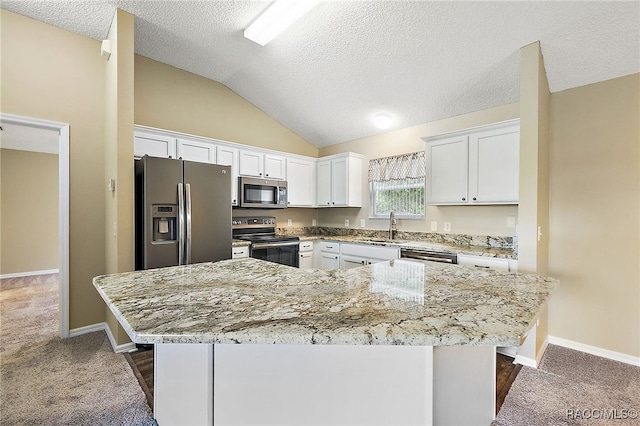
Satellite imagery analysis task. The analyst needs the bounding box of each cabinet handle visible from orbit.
[462,197,466,201]
[327,202,330,205]
[266,174,269,177]
[332,202,335,205]
[473,197,477,201]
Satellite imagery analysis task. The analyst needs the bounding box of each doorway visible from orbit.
[0,113,70,338]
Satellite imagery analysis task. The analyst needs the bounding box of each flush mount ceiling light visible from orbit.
[373,113,392,129]
[244,0,321,46]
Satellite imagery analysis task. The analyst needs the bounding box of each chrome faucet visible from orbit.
[389,211,397,240]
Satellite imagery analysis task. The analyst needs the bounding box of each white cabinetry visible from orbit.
[231,246,249,259]
[316,241,340,269]
[317,153,363,207]
[339,243,399,269]
[216,146,239,206]
[299,241,314,270]
[425,120,519,205]
[134,132,177,159]
[286,158,316,207]
[239,150,286,179]
[177,138,216,163]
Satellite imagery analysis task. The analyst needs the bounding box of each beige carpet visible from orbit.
[493,344,640,426]
[0,274,156,425]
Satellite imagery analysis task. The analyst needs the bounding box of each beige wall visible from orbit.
[104,9,135,346]
[0,149,59,274]
[134,55,318,158]
[548,73,640,358]
[1,10,107,329]
[317,104,520,236]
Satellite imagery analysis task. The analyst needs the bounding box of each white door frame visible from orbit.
[0,112,70,338]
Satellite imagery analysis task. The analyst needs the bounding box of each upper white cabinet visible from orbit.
[177,138,216,163]
[216,145,239,206]
[134,132,177,159]
[317,153,363,207]
[239,150,286,179]
[286,157,316,207]
[425,120,520,205]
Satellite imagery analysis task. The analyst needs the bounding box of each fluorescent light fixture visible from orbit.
[373,113,392,129]
[244,0,321,46]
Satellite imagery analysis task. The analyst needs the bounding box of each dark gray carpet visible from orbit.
[1,275,156,425]
[493,344,640,426]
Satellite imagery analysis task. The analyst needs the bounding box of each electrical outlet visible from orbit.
[507,216,516,228]
[312,219,317,226]
[430,221,438,232]
[287,219,292,227]
[444,222,451,232]
[344,219,350,227]
[360,219,366,228]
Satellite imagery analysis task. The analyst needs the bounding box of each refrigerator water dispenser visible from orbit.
[152,204,177,242]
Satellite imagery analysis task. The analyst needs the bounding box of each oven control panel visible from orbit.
[232,216,277,229]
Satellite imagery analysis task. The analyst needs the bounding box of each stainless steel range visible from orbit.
[232,217,300,267]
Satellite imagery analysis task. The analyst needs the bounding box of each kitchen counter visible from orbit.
[94,258,554,346]
[296,234,516,259]
[94,259,556,425]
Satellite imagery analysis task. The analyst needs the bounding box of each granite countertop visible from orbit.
[94,258,556,347]
[296,235,515,259]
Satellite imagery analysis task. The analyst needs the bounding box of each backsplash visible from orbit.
[276,226,514,250]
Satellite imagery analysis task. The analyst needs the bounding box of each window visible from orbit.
[369,151,426,219]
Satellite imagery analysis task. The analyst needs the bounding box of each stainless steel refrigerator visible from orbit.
[135,155,231,270]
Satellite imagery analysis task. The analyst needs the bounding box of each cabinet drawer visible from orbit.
[299,241,314,252]
[231,246,250,259]
[318,241,340,253]
[457,254,510,271]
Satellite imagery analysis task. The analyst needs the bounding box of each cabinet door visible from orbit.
[239,150,264,177]
[331,157,348,206]
[217,146,239,206]
[287,158,315,206]
[177,138,216,163]
[427,136,469,204]
[264,154,286,180]
[316,160,332,206]
[469,126,519,204]
[299,252,314,269]
[134,133,177,159]
[320,253,340,270]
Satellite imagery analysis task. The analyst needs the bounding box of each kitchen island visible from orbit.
[94,258,557,426]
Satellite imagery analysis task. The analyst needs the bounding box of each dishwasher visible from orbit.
[400,248,458,264]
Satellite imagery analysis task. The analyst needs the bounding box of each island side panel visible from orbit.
[154,343,214,425]
[433,345,496,425]
[213,344,434,426]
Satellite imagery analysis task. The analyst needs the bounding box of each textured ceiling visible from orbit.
[2,1,639,147]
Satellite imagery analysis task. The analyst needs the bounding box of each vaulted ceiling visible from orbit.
[2,1,639,147]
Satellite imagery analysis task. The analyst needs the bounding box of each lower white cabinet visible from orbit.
[231,246,249,259]
[340,244,400,269]
[457,254,512,271]
[299,241,314,269]
[315,241,340,269]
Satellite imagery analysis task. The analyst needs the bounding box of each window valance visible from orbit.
[368,151,426,182]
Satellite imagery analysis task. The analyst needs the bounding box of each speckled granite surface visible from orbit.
[94,258,556,346]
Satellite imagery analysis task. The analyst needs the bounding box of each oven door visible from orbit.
[251,242,299,267]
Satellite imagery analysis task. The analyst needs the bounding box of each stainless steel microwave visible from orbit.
[238,177,288,209]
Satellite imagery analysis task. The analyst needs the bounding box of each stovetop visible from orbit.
[232,216,299,243]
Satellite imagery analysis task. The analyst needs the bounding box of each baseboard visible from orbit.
[0,269,59,279]
[548,336,640,367]
[536,335,549,365]
[69,322,136,354]
[514,354,537,368]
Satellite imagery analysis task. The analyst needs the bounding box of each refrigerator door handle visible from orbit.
[178,183,185,265]
[185,183,192,264]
